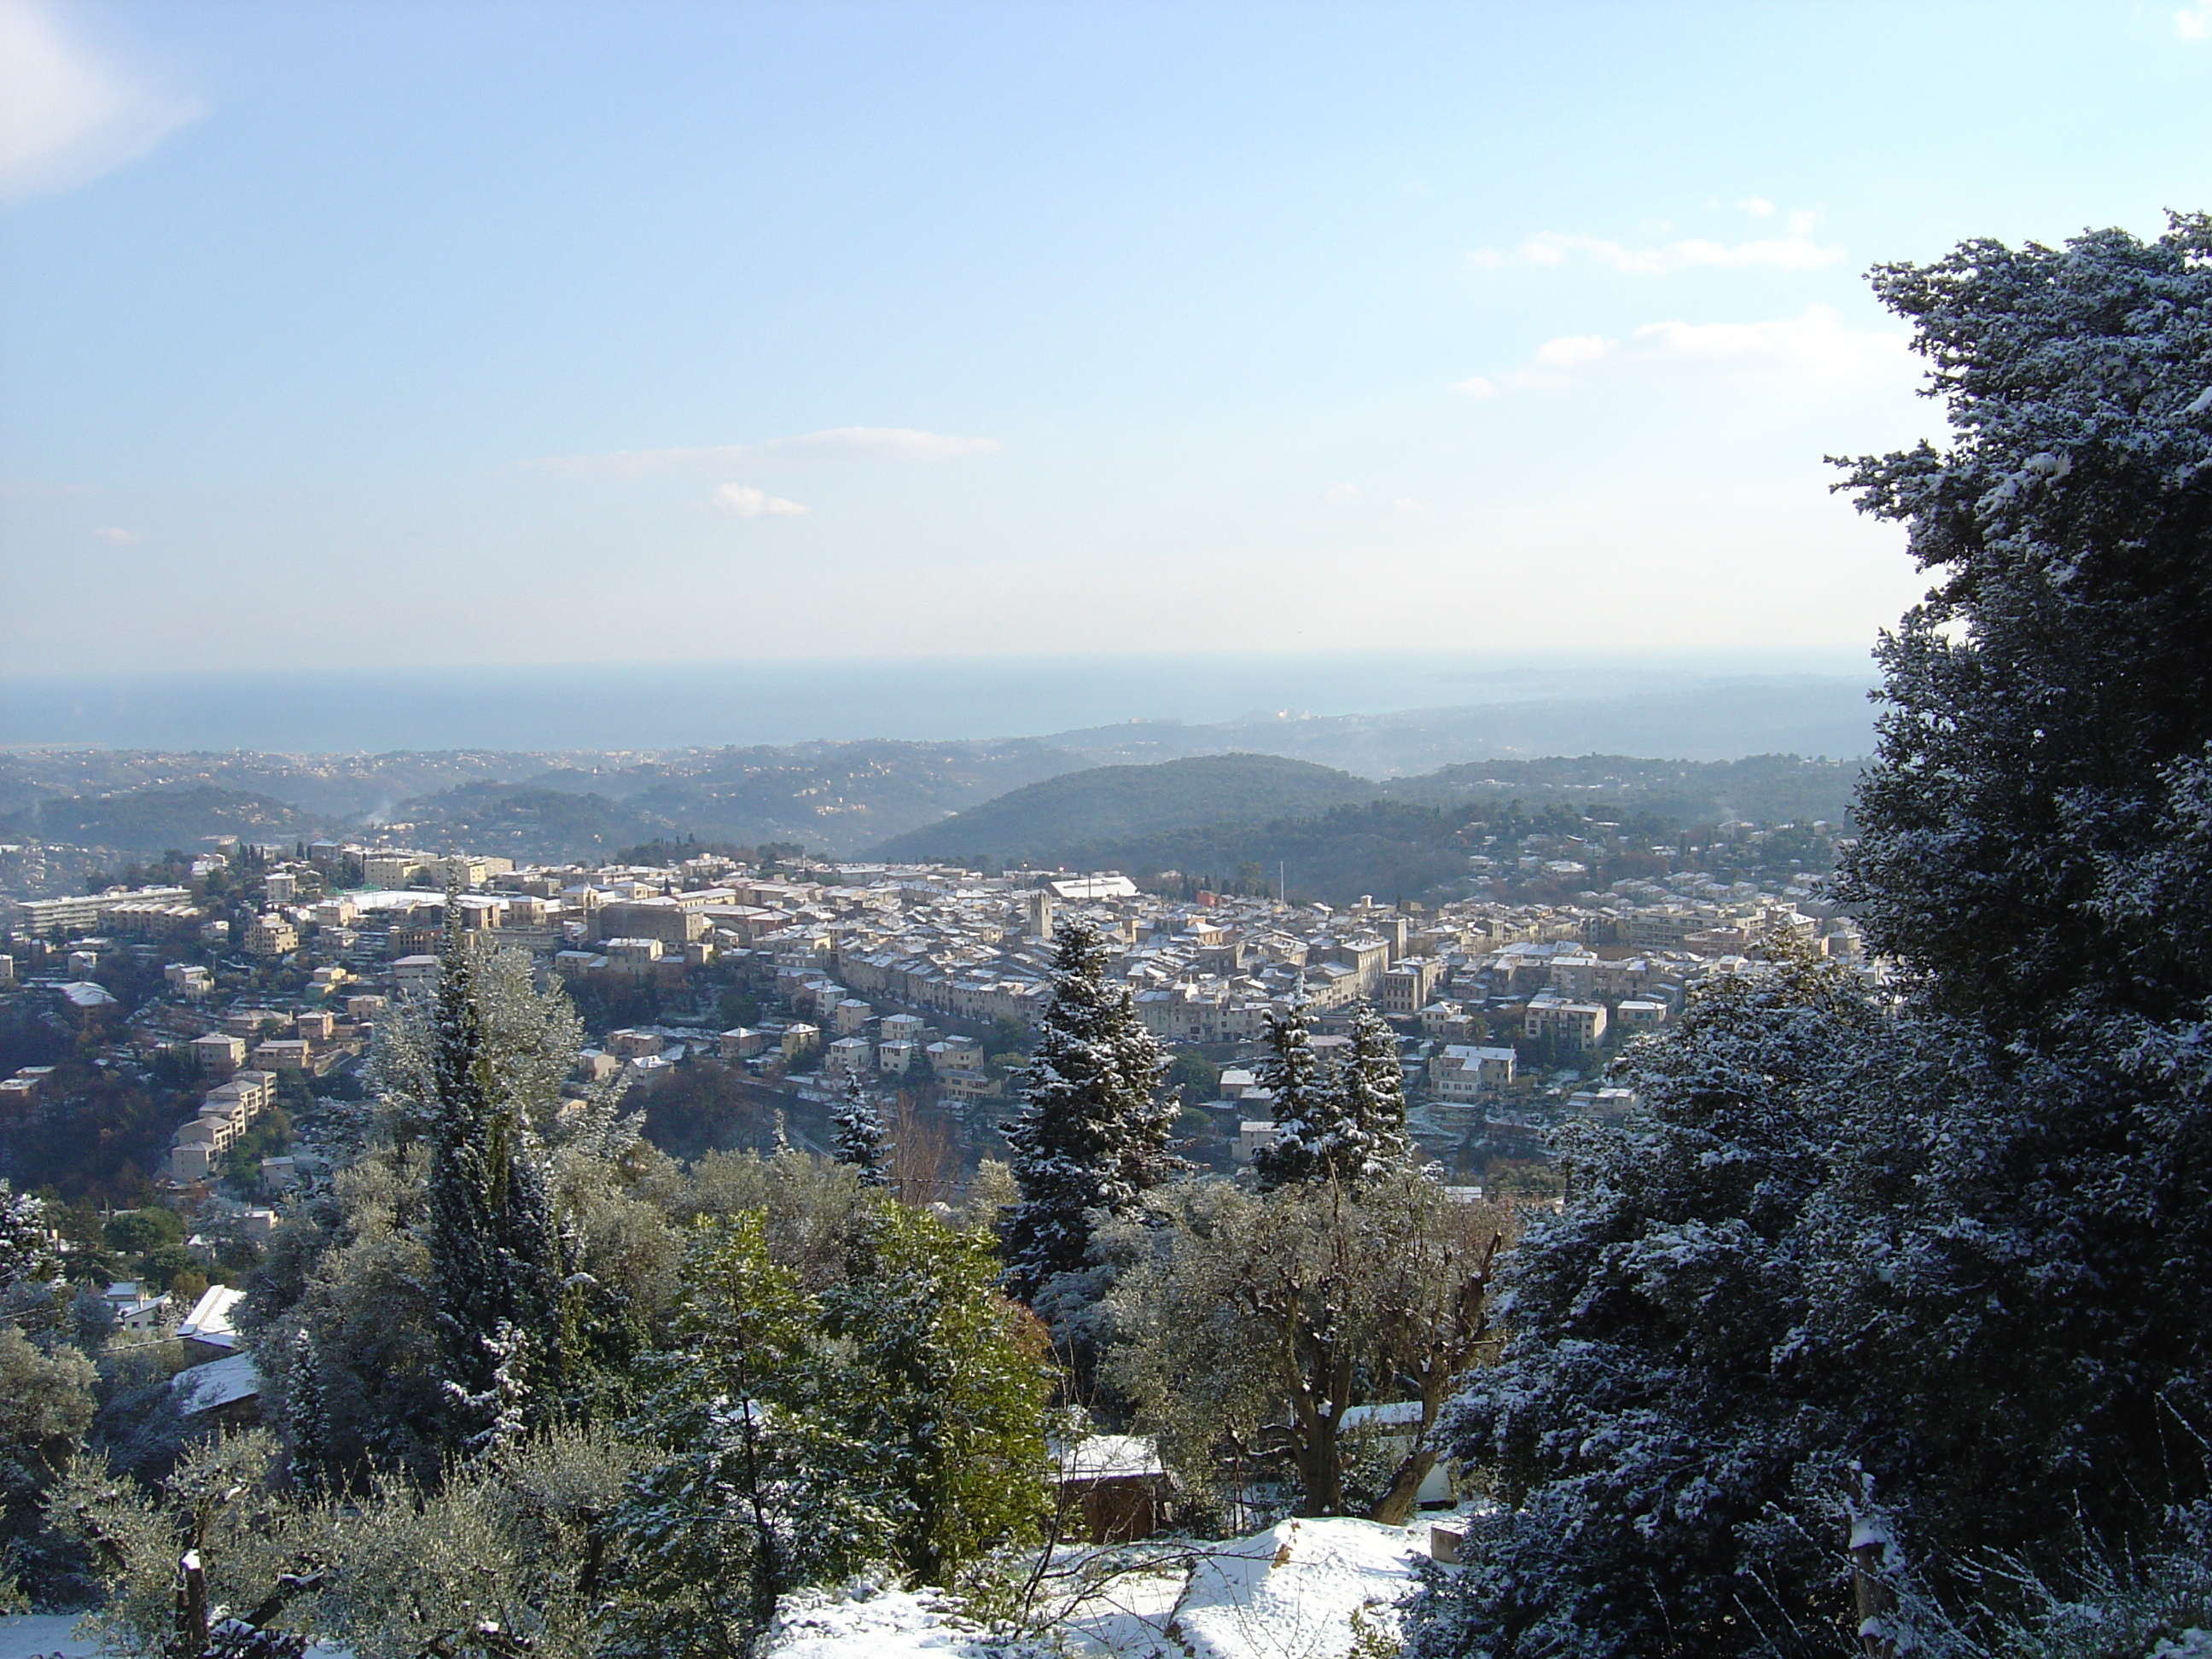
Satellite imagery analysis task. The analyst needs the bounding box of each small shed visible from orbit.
[177,1284,245,1358]
[170,1353,264,1427]
[1053,1435,1171,1543]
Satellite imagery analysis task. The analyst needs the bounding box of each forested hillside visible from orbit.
[870,753,1377,863]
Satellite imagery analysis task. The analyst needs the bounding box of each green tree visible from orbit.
[824,1201,1051,1584]
[830,1074,889,1188]
[999,920,1178,1300]
[1107,1174,1504,1520]
[421,899,566,1454]
[609,1214,891,1659]
[1163,1048,1220,1103]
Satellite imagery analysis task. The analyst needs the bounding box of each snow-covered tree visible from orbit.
[1251,989,1332,1189]
[1412,215,2212,1656]
[420,896,566,1455]
[830,1074,889,1188]
[1255,996,1411,1189]
[999,918,1177,1301]
[1337,1002,1416,1182]
[1837,212,2212,1039]
[0,1180,52,1294]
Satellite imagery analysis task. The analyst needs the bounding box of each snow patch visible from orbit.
[768,1582,1031,1659]
[0,1615,98,1659]
[1167,1518,1427,1659]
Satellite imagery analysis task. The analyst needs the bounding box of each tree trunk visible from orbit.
[1368,1447,1437,1526]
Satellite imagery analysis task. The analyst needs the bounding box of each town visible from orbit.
[0,809,1873,1338]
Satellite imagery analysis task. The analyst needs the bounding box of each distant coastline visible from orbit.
[0,650,1875,755]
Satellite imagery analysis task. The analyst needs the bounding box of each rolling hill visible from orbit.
[870,754,1377,864]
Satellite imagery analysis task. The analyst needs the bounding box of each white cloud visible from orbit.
[535,427,999,478]
[1394,497,1423,511]
[1455,305,1909,396]
[90,525,142,544]
[1467,227,1843,275]
[0,0,203,204]
[2179,3,2211,37]
[1323,481,1360,503]
[1737,196,1775,217]
[712,484,808,517]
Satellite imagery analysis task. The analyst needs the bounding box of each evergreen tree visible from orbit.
[1337,1001,1416,1182]
[998,917,1177,1301]
[282,1327,330,1492]
[830,1074,890,1188]
[1837,212,2212,1039]
[1252,990,1334,1189]
[1408,215,2212,1657]
[423,889,565,1454]
[0,1180,53,1294]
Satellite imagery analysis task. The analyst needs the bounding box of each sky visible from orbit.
[3,0,2210,682]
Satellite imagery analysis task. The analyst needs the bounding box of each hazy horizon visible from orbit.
[0,649,1878,756]
[9,3,2211,687]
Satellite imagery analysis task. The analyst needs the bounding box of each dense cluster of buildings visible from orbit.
[0,827,1875,1196]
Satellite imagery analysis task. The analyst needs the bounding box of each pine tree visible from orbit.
[1338,1001,1416,1181]
[423,887,564,1454]
[999,917,1178,1300]
[1253,990,1332,1189]
[830,1074,890,1188]
[1257,998,1414,1190]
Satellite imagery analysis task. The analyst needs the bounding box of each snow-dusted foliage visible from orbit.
[1406,962,1899,1659]
[420,900,567,1454]
[0,1179,52,1295]
[1000,918,1178,1300]
[1837,212,2212,1039]
[831,1074,891,1188]
[1256,999,1413,1190]
[1337,1002,1417,1182]
[1252,992,1330,1190]
[1412,215,2212,1656]
[612,1202,1051,1654]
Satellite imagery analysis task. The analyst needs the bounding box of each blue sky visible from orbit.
[3,0,2209,678]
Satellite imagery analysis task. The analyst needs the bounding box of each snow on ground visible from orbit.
[765,1516,1433,1659]
[1166,1518,1426,1659]
[769,1581,1038,1659]
[0,1615,97,1659]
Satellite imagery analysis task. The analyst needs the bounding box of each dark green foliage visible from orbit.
[999,920,1179,1300]
[875,752,1376,864]
[1412,213,2212,1659]
[1163,1048,1220,1103]
[423,902,565,1454]
[1838,212,2212,1039]
[0,783,329,854]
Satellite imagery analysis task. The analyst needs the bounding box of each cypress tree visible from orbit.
[831,1073,890,1188]
[423,886,563,1453]
[999,917,1177,1300]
